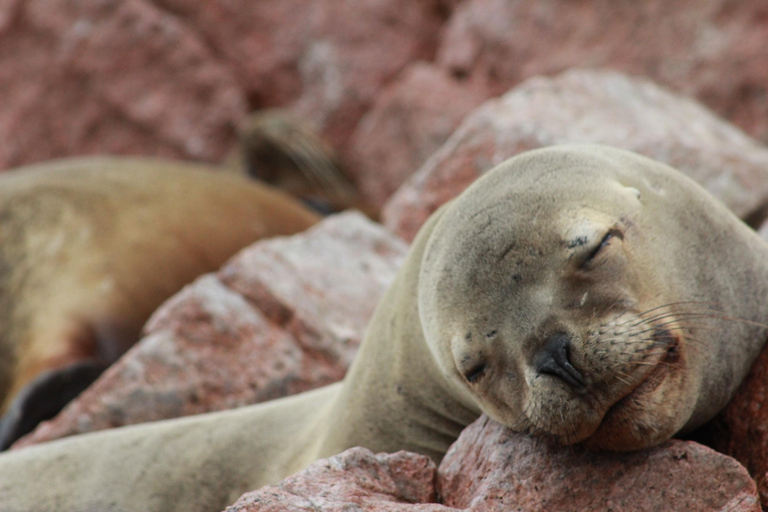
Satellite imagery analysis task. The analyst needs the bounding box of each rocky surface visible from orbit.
[705,343,768,507]
[13,212,407,448]
[0,0,444,173]
[348,62,486,209]
[225,447,455,512]
[437,416,761,512]
[221,416,762,512]
[4,1,768,213]
[382,69,768,241]
[436,0,768,144]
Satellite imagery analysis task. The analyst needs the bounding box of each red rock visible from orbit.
[13,212,407,448]
[225,447,456,512]
[140,0,448,155]
[703,345,768,508]
[0,0,246,168]
[0,0,445,172]
[438,416,761,512]
[383,69,768,241]
[437,0,768,144]
[348,63,486,209]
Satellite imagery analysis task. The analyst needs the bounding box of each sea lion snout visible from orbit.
[532,333,586,390]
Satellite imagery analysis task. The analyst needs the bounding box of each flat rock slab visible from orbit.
[225,447,457,512]
[383,69,768,241]
[438,416,761,512]
[14,212,407,448]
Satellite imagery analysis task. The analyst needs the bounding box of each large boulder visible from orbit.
[437,0,768,144]
[383,69,768,241]
[438,416,760,512]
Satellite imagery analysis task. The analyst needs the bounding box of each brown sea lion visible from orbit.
[1,144,767,511]
[229,110,377,218]
[0,157,319,449]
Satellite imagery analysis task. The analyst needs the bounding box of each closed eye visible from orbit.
[583,229,623,267]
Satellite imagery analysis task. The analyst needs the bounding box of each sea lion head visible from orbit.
[418,144,768,451]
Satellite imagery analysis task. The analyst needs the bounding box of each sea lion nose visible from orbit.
[534,334,586,389]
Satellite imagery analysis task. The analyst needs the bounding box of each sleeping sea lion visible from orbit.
[1,144,767,511]
[0,158,319,449]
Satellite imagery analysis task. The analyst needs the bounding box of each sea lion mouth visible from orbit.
[603,340,680,410]
[604,328,679,414]
[581,328,682,449]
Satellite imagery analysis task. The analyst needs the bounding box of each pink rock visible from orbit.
[225,447,456,512]
[438,416,761,512]
[14,212,407,448]
[136,0,448,155]
[383,70,768,241]
[285,0,446,155]
[437,0,768,144]
[704,345,768,507]
[348,63,486,209]
[0,0,246,168]
[0,0,445,172]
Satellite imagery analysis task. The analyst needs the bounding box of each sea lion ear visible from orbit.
[0,360,105,450]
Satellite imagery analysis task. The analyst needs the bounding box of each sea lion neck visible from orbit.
[313,207,481,463]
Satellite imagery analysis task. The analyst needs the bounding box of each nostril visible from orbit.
[464,361,487,383]
[534,334,586,389]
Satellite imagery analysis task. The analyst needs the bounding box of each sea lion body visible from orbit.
[1,145,767,511]
[0,157,319,443]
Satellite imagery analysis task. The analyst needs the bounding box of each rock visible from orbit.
[225,447,456,512]
[13,212,408,448]
[438,416,761,512]
[437,0,768,144]
[143,0,448,157]
[703,345,768,508]
[383,69,768,241]
[0,0,446,172]
[348,62,486,209]
[0,0,246,168]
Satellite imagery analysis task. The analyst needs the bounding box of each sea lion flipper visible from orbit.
[0,360,106,450]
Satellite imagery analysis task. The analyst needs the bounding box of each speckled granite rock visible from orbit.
[225,447,457,512]
[438,416,760,512]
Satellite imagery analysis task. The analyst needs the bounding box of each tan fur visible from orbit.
[1,145,767,511]
[227,110,377,219]
[0,157,319,413]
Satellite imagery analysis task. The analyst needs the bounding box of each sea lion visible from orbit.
[0,157,319,449]
[1,144,767,511]
[228,110,377,218]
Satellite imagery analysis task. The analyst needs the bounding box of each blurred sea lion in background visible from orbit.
[0,111,354,449]
[228,110,376,219]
